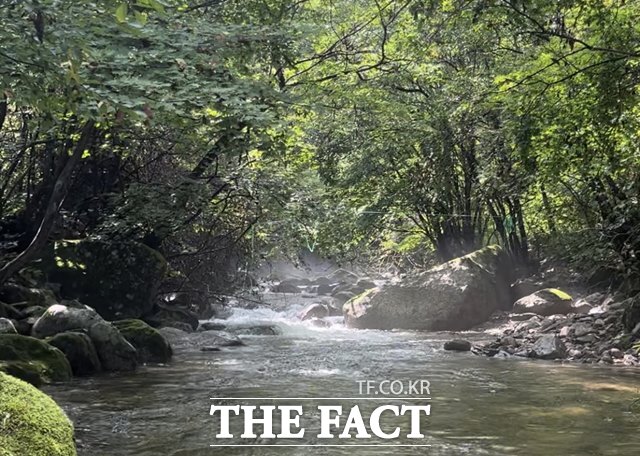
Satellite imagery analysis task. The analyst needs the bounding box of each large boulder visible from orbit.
[41,240,167,320]
[343,245,512,330]
[0,371,77,456]
[47,332,102,376]
[29,302,137,372]
[0,334,72,385]
[112,319,172,363]
[512,289,573,316]
[31,302,102,339]
[88,321,138,372]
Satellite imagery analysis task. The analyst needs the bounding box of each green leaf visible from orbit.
[134,11,148,26]
[115,3,128,23]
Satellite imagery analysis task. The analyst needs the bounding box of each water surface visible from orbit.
[47,300,640,455]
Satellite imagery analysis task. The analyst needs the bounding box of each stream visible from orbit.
[46,295,640,455]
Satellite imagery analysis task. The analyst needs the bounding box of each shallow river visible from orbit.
[47,298,640,455]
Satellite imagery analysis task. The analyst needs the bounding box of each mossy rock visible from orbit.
[344,245,513,330]
[0,371,77,456]
[88,321,138,372]
[512,288,573,316]
[112,319,172,363]
[0,335,72,385]
[41,240,167,320]
[47,332,101,376]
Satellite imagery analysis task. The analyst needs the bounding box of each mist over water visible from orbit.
[47,294,640,456]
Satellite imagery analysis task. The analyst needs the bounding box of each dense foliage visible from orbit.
[2,0,640,293]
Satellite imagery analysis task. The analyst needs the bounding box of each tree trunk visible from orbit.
[0,122,96,285]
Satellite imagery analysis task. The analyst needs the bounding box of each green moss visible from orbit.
[112,319,172,363]
[0,371,77,456]
[546,288,572,301]
[442,245,504,273]
[0,335,72,384]
[347,287,377,304]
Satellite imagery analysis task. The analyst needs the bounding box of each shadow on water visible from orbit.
[46,298,640,456]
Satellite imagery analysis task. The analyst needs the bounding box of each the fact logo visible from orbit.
[209,379,432,447]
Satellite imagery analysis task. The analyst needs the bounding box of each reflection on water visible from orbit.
[46,300,640,456]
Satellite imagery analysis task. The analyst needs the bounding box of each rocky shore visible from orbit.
[471,292,640,366]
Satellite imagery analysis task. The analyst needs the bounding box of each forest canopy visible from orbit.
[1,0,640,294]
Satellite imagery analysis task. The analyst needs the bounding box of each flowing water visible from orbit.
[47,295,640,455]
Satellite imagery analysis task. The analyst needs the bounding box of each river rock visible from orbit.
[145,303,199,331]
[444,340,472,351]
[272,279,302,293]
[315,283,335,295]
[158,327,189,345]
[571,299,593,314]
[300,303,331,320]
[610,348,624,359]
[0,371,77,455]
[230,324,281,336]
[41,240,167,320]
[198,321,227,331]
[88,321,138,372]
[0,317,17,334]
[575,333,597,344]
[530,334,567,359]
[112,319,172,363]
[47,331,102,376]
[198,330,245,346]
[31,303,102,339]
[0,334,72,385]
[344,246,512,330]
[512,289,573,316]
[572,322,593,338]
